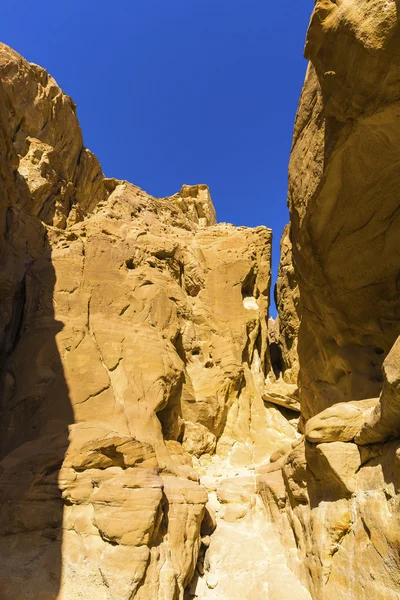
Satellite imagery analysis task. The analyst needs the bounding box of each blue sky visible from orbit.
[2,1,313,315]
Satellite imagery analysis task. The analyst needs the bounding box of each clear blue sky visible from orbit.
[2,1,313,316]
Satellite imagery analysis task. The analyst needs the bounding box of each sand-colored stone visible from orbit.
[263,380,301,413]
[357,336,400,444]
[0,43,113,228]
[262,4,400,599]
[186,469,311,600]
[305,398,379,443]
[275,223,300,386]
[307,442,361,495]
[289,2,400,421]
[0,42,303,599]
[5,2,400,596]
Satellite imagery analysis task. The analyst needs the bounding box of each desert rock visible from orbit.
[3,1,400,598]
[275,223,300,387]
[264,2,400,599]
[305,398,379,443]
[0,42,302,599]
[289,1,400,420]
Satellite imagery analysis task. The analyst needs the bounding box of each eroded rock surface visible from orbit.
[3,1,400,597]
[290,1,400,421]
[262,3,400,600]
[274,223,300,387]
[0,43,304,599]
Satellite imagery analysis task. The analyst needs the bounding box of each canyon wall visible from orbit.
[291,0,400,421]
[3,1,400,598]
[0,43,306,599]
[262,2,400,599]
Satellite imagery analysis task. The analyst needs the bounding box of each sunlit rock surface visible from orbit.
[262,3,400,599]
[3,1,400,597]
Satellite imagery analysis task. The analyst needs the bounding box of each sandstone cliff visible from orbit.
[261,2,400,599]
[0,43,306,599]
[3,1,400,598]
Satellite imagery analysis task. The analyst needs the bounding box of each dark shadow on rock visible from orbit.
[0,204,73,598]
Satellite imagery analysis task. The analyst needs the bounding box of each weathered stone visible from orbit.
[305,398,379,443]
[265,4,400,599]
[282,439,315,506]
[263,381,301,413]
[289,2,400,421]
[5,2,400,596]
[0,42,302,599]
[275,223,301,386]
[306,441,361,496]
[357,336,400,444]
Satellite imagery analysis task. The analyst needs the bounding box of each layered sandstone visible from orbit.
[0,43,308,599]
[261,3,400,599]
[3,2,400,598]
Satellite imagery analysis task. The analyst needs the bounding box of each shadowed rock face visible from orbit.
[289,0,400,421]
[0,65,73,598]
[275,223,300,387]
[4,2,400,597]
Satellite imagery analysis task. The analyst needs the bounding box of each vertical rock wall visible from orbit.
[264,3,400,599]
[290,1,400,420]
[275,223,300,387]
[4,3,400,596]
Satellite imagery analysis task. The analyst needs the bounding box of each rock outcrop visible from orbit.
[0,43,307,599]
[260,3,400,600]
[290,0,400,421]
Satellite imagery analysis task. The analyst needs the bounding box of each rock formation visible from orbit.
[0,43,305,599]
[259,2,400,600]
[3,1,400,598]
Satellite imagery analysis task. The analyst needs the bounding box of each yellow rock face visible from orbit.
[0,43,302,599]
[259,3,400,599]
[275,223,301,387]
[4,1,400,596]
